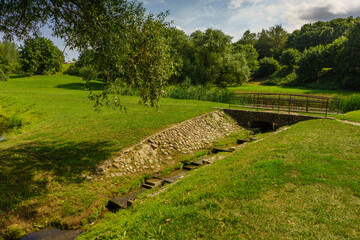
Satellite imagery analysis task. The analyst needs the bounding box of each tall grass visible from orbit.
[339,93,360,113]
[166,86,230,104]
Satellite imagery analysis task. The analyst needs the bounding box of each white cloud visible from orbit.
[142,0,166,5]
[227,0,360,36]
[281,0,360,25]
[228,0,263,9]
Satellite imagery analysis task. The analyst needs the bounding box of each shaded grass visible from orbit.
[0,73,229,235]
[78,119,360,239]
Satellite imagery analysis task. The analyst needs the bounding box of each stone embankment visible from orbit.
[93,111,245,179]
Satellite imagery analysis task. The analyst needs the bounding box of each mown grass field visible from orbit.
[228,83,352,96]
[1,73,359,239]
[0,73,228,237]
[78,119,360,240]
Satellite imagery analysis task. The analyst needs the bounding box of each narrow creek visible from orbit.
[20,123,278,240]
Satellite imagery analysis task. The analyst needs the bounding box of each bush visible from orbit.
[0,68,8,81]
[264,71,298,86]
[5,224,25,240]
[166,85,230,104]
[257,57,280,77]
[339,94,360,113]
[280,48,301,68]
[8,114,22,129]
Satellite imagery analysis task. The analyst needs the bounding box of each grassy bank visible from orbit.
[165,83,360,113]
[78,119,360,239]
[0,74,228,237]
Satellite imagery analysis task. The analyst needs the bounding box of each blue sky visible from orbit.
[142,0,360,39]
[6,0,360,61]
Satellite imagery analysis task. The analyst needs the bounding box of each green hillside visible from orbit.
[79,119,360,239]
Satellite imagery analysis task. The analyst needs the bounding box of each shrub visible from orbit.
[166,85,230,104]
[8,114,22,129]
[339,94,360,113]
[264,71,298,86]
[257,57,280,77]
[280,48,301,68]
[5,224,25,240]
[0,68,8,81]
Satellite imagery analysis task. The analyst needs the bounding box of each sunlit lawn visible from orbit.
[79,119,360,240]
[0,73,228,235]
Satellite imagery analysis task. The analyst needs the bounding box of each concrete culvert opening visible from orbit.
[249,121,275,132]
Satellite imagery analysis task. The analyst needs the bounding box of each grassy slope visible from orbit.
[0,74,228,233]
[79,119,360,240]
[335,110,360,123]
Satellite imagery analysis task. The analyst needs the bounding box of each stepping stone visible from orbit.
[183,164,200,170]
[237,139,251,144]
[142,183,154,189]
[192,159,204,166]
[107,188,147,212]
[22,228,83,240]
[212,148,234,153]
[145,178,164,187]
[203,156,217,165]
[157,170,188,183]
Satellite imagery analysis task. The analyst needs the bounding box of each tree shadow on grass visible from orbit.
[55,81,104,91]
[0,140,113,213]
[9,74,31,79]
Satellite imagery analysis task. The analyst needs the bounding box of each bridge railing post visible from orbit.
[288,95,292,114]
[325,99,329,117]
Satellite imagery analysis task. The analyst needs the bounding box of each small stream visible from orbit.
[19,125,277,240]
[21,228,82,240]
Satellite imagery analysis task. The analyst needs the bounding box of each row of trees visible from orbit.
[69,15,360,93]
[0,37,65,81]
[1,1,359,105]
[255,17,360,90]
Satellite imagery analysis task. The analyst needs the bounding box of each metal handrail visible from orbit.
[229,92,340,116]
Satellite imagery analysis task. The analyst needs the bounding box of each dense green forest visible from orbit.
[1,16,359,92]
[67,16,360,91]
[0,37,64,80]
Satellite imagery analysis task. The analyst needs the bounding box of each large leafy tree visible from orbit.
[0,0,173,106]
[279,48,301,71]
[236,29,258,45]
[286,17,358,51]
[189,29,249,87]
[0,41,20,73]
[338,21,360,89]
[296,45,325,82]
[164,27,194,85]
[232,44,259,74]
[20,37,64,74]
[254,25,288,59]
[191,29,232,85]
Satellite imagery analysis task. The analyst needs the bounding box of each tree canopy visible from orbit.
[255,25,288,59]
[0,0,173,107]
[20,37,64,75]
[286,17,358,51]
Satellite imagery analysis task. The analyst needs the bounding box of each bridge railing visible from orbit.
[229,92,340,116]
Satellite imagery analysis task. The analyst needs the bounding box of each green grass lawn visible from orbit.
[335,110,360,123]
[0,73,228,236]
[78,119,360,239]
[228,83,353,96]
